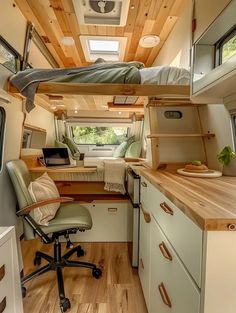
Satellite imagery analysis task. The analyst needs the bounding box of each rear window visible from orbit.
[72,126,129,145]
[0,107,6,171]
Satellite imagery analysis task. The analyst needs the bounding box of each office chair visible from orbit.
[6,160,102,313]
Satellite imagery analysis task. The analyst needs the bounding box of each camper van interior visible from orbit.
[1,0,236,312]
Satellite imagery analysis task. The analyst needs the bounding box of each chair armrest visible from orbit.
[17,197,74,216]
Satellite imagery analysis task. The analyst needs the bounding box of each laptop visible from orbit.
[42,148,76,168]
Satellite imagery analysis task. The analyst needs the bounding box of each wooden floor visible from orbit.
[21,240,148,313]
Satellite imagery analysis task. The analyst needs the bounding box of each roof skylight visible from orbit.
[80,36,127,62]
[88,40,119,54]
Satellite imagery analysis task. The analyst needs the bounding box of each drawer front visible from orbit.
[0,239,17,313]
[149,184,202,286]
[138,204,151,310]
[149,219,200,313]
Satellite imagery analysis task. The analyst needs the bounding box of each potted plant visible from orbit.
[217,146,236,176]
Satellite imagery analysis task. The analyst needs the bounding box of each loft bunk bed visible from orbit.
[8,62,210,178]
[8,63,192,111]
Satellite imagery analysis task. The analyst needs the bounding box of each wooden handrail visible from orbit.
[17,197,74,216]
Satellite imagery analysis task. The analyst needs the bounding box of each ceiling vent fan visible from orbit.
[72,0,130,26]
[89,1,115,14]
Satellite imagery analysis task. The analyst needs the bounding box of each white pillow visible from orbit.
[28,172,60,226]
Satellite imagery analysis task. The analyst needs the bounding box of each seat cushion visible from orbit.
[125,141,142,158]
[41,202,92,234]
[28,172,60,226]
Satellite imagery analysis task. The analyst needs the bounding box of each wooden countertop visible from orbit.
[30,166,97,173]
[140,167,236,231]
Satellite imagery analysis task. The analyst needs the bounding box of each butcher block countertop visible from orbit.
[140,167,236,231]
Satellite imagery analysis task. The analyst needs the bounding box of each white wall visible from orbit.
[25,105,56,146]
[0,83,24,229]
[0,0,27,55]
[153,0,192,68]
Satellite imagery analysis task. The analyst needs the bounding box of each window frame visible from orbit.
[231,114,236,151]
[0,36,21,73]
[0,107,6,171]
[215,25,236,67]
[71,125,130,146]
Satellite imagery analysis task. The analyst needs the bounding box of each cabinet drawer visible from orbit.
[149,219,200,313]
[149,184,202,287]
[0,239,16,313]
[138,203,151,310]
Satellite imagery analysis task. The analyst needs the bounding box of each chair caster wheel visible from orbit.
[33,255,41,266]
[22,286,27,298]
[60,298,71,312]
[92,268,102,279]
[77,247,85,257]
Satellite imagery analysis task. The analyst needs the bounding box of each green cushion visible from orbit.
[54,140,71,156]
[125,141,142,158]
[126,135,135,147]
[113,136,135,158]
[63,136,80,156]
[113,141,128,158]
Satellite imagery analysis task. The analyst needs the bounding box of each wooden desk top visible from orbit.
[30,166,97,173]
[140,167,236,231]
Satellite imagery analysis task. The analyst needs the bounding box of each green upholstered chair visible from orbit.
[6,159,102,313]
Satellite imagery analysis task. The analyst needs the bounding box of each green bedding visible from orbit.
[51,65,141,84]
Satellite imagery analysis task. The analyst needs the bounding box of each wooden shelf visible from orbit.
[29,166,97,173]
[8,81,190,97]
[147,133,215,139]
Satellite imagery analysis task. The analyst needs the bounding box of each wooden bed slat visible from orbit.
[8,82,190,97]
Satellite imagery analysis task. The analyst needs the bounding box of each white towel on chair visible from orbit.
[104,160,126,194]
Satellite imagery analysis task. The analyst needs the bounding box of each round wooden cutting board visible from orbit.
[177,168,222,178]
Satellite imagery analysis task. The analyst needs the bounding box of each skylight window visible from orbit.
[80,36,127,62]
[88,40,119,54]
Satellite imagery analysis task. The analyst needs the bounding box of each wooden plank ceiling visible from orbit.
[14,0,187,114]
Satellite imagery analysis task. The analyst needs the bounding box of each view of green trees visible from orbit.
[72,126,128,145]
[0,44,16,72]
[222,34,236,63]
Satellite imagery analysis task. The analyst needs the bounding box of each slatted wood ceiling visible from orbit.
[15,0,188,67]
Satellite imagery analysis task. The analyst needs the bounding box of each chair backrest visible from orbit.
[6,159,35,240]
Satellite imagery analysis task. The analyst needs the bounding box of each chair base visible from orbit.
[22,238,102,313]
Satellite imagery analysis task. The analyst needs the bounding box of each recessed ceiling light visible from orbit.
[139,35,160,48]
[118,111,122,115]
[61,36,75,46]
[75,110,78,114]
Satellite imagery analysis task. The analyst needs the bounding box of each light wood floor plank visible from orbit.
[22,240,147,313]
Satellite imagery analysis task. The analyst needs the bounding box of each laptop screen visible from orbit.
[42,148,70,167]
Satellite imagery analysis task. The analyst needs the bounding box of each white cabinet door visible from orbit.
[148,183,202,287]
[149,219,200,313]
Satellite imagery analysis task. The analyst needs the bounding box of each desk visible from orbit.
[29,166,97,174]
[29,166,128,201]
